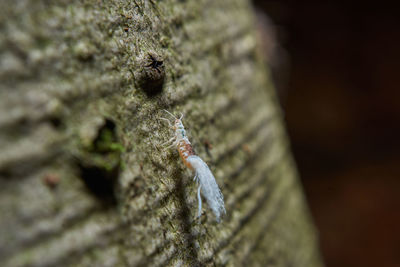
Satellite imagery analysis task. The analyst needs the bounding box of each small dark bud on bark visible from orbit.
[135,52,165,96]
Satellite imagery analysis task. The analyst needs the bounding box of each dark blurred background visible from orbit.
[253,1,400,266]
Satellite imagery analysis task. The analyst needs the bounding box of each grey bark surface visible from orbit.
[0,0,323,266]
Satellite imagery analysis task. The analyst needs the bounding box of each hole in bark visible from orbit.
[77,119,123,206]
[49,116,63,129]
[137,52,165,97]
[79,164,118,206]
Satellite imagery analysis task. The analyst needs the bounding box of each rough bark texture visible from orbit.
[0,0,322,266]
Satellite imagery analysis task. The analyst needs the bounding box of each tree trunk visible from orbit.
[0,0,323,266]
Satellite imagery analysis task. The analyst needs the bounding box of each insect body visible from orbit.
[161,110,226,222]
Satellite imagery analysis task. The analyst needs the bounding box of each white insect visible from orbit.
[160,110,226,222]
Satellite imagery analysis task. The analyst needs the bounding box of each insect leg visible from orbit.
[163,140,178,150]
[161,137,176,146]
[159,117,173,127]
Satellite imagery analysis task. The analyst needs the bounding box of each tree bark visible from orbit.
[0,0,323,266]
